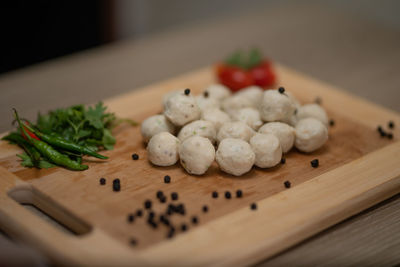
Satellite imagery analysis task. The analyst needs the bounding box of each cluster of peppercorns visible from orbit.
[120,174,201,244]
[377,121,395,139]
[100,150,323,246]
[99,170,266,246]
[131,176,261,246]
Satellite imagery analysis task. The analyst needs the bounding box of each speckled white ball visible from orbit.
[203,84,231,101]
[216,138,255,176]
[201,108,231,130]
[179,136,215,175]
[280,91,301,125]
[164,92,201,126]
[162,90,183,109]
[231,107,263,130]
[217,121,255,143]
[280,113,299,126]
[250,133,282,168]
[296,103,329,127]
[260,90,296,122]
[141,114,176,143]
[177,120,216,143]
[295,118,328,152]
[235,86,263,107]
[258,122,295,153]
[285,91,301,109]
[147,132,180,166]
[195,95,220,112]
[221,95,254,117]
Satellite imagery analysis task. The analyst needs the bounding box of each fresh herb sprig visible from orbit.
[3,102,137,170]
[35,102,136,151]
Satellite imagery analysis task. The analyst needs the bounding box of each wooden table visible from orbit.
[0,2,399,266]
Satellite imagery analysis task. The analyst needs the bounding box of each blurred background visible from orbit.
[1,0,400,74]
[1,1,399,130]
[1,1,400,266]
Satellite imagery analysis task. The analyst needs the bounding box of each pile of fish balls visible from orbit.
[141,85,329,176]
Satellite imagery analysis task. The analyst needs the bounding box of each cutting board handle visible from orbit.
[0,166,84,263]
[7,184,92,236]
[0,166,145,266]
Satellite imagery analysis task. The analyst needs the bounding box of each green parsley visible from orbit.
[35,102,137,151]
[17,153,55,169]
[3,102,137,170]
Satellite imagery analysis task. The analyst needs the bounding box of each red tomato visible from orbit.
[249,61,276,87]
[216,64,254,92]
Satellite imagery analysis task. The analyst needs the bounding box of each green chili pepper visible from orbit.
[22,122,108,160]
[14,109,88,171]
[58,149,82,164]
[2,132,41,166]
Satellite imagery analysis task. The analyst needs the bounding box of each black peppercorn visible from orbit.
[99,178,106,185]
[148,211,155,219]
[136,209,143,217]
[127,214,134,223]
[202,205,209,213]
[168,203,175,211]
[129,238,137,246]
[113,184,120,192]
[250,203,257,210]
[177,203,185,215]
[278,87,285,94]
[181,223,188,232]
[164,175,171,183]
[167,226,175,239]
[329,119,335,127]
[311,159,319,168]
[171,192,178,201]
[315,97,322,105]
[166,205,173,215]
[184,88,191,95]
[378,126,387,137]
[191,216,199,224]
[113,180,121,192]
[284,180,291,188]
[147,219,158,229]
[236,190,243,198]
[160,196,167,203]
[281,158,286,164]
[160,215,170,226]
[212,191,218,198]
[204,91,209,98]
[156,190,164,199]
[144,200,152,209]
[225,191,231,199]
[388,121,394,129]
[132,153,139,160]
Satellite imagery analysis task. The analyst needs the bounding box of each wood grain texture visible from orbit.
[138,142,400,266]
[0,66,399,266]
[259,193,400,267]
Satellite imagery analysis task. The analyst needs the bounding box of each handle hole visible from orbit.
[8,186,91,236]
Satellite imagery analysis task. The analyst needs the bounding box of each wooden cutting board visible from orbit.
[0,65,399,266]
